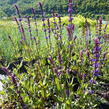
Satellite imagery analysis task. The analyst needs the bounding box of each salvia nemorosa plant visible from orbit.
[93,38,101,76]
[66,0,75,72]
[57,15,63,48]
[14,5,26,42]
[98,17,102,37]
[1,0,109,108]
[27,16,33,41]
[1,67,27,109]
[51,11,57,37]
[90,37,101,84]
[39,2,49,47]
[66,0,74,41]
[47,18,52,48]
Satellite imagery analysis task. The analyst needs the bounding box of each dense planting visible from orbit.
[0,0,109,109]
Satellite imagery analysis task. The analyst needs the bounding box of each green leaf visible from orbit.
[41,90,45,98]
[0,91,5,95]
[55,77,61,91]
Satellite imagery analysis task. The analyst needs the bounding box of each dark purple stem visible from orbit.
[14,5,26,41]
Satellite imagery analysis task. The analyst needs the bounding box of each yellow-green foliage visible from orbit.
[0,20,17,28]
[47,15,96,28]
[0,19,42,32]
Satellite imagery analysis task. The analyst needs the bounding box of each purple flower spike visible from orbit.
[27,16,33,40]
[68,8,73,14]
[68,3,73,7]
[39,2,48,44]
[92,37,101,79]
[68,0,73,23]
[67,0,74,41]
[14,5,21,18]
[66,24,74,41]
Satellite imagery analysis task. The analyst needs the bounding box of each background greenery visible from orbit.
[0,0,109,19]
